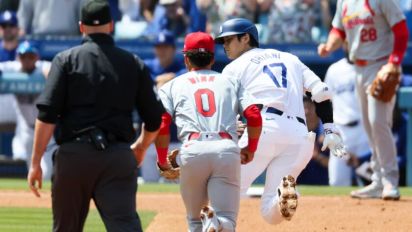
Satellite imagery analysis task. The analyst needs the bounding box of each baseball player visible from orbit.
[324,53,371,186]
[214,18,346,224]
[318,0,409,200]
[0,41,57,180]
[154,32,262,232]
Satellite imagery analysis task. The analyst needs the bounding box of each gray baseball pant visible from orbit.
[178,137,240,232]
[354,60,399,188]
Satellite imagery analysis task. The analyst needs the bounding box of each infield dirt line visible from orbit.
[1,191,412,232]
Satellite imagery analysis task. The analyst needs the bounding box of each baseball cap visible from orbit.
[183,32,214,54]
[17,41,38,55]
[154,31,175,46]
[0,10,18,26]
[80,0,112,26]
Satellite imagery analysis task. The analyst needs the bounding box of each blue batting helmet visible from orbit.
[214,18,259,46]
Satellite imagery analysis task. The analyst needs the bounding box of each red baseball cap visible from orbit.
[183,32,214,53]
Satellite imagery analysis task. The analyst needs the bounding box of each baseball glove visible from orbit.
[157,149,180,180]
[370,63,401,102]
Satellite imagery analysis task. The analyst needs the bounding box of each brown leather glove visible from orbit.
[370,63,401,102]
[157,149,180,180]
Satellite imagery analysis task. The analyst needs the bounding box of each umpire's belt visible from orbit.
[188,132,232,141]
[354,55,388,67]
[266,107,306,126]
[73,134,92,143]
[71,132,118,143]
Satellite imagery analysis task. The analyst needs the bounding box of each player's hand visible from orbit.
[240,148,254,164]
[317,43,330,57]
[321,123,348,158]
[321,133,348,158]
[27,163,43,198]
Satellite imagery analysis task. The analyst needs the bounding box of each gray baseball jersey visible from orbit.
[332,0,405,61]
[158,69,254,143]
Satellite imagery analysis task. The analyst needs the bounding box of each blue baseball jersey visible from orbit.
[0,45,16,61]
[144,58,186,81]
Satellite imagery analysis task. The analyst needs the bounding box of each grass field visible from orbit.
[0,207,155,232]
[2,178,412,196]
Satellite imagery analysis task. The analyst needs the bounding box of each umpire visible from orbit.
[27,0,164,231]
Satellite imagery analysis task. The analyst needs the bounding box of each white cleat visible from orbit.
[382,186,400,201]
[200,206,221,232]
[350,183,383,199]
[278,175,298,221]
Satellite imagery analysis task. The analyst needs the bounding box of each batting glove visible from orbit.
[321,123,348,158]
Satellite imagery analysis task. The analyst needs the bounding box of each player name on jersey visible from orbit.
[250,52,280,64]
[187,75,215,84]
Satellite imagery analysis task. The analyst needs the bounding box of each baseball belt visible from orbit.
[354,55,388,67]
[266,107,306,126]
[188,132,232,141]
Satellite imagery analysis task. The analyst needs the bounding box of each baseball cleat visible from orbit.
[350,183,383,199]
[382,186,400,201]
[200,206,221,232]
[277,175,298,220]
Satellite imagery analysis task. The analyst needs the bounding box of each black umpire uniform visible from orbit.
[33,1,164,231]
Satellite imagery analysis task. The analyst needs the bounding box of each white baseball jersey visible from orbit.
[158,69,254,143]
[324,58,360,125]
[332,0,405,61]
[222,48,322,120]
[0,60,51,126]
[0,60,52,160]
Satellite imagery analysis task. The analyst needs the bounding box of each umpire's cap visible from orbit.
[0,10,18,26]
[81,0,112,26]
[183,32,215,54]
[214,18,259,46]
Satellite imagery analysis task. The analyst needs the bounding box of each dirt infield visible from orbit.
[0,191,411,231]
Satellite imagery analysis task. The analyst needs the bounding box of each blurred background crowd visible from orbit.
[0,0,411,187]
[0,0,409,43]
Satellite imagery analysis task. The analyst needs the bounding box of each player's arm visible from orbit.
[241,104,262,164]
[388,20,408,65]
[380,0,409,65]
[154,112,172,169]
[299,56,333,103]
[318,0,345,57]
[318,28,345,57]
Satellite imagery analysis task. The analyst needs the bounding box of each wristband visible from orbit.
[156,147,168,165]
[248,138,259,153]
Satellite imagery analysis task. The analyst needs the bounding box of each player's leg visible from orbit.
[328,154,352,186]
[238,126,280,197]
[328,125,354,186]
[179,142,211,232]
[260,133,315,224]
[207,141,241,231]
[364,62,399,199]
[353,67,384,194]
[93,143,142,232]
